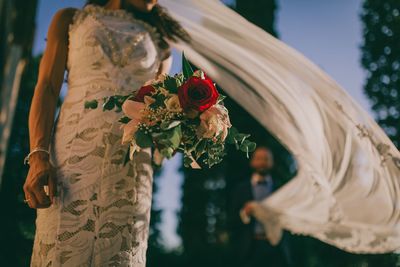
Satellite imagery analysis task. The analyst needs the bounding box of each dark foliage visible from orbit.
[361,0,400,146]
[0,55,41,267]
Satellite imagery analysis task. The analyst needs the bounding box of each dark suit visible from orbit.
[229,177,291,267]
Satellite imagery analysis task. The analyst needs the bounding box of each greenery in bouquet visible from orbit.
[85,53,256,168]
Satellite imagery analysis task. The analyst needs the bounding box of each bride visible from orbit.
[23,0,189,266]
[24,0,400,266]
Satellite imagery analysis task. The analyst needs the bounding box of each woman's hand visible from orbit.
[23,152,57,209]
[23,8,75,209]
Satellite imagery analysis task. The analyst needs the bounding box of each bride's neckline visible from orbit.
[84,4,136,21]
[81,3,162,55]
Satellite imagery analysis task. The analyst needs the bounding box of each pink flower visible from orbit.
[120,100,145,144]
[196,104,231,141]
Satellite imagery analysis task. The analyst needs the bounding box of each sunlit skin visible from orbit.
[23,0,170,209]
[243,147,274,216]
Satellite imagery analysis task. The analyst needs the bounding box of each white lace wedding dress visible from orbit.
[30,4,163,266]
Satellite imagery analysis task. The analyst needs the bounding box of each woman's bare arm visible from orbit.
[23,8,76,209]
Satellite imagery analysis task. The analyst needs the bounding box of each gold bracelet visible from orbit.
[24,147,49,165]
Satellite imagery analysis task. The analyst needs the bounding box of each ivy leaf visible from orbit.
[182,52,194,79]
[150,93,167,109]
[164,75,179,94]
[195,139,207,158]
[135,130,153,148]
[118,116,131,124]
[84,100,98,109]
[103,97,116,111]
[183,155,193,168]
[174,73,185,85]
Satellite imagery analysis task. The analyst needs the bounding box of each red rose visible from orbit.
[134,85,155,102]
[178,76,219,112]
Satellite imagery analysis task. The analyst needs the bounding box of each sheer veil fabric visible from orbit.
[160,0,400,253]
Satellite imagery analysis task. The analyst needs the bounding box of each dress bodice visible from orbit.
[67,4,162,96]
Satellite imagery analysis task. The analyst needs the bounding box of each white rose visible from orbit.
[164,94,182,113]
[196,104,231,141]
[120,100,145,144]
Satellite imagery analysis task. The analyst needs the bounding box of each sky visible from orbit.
[33,0,368,249]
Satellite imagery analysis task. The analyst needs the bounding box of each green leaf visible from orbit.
[169,126,182,148]
[247,142,257,152]
[182,52,194,79]
[164,76,179,94]
[155,126,182,149]
[118,116,131,124]
[135,130,153,148]
[217,95,226,104]
[84,100,98,109]
[150,93,167,109]
[235,133,251,144]
[103,97,115,111]
[160,147,174,159]
[174,73,185,85]
[226,127,239,144]
[240,140,257,158]
[183,155,193,168]
[194,139,207,158]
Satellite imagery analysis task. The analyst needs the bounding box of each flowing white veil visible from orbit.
[159,0,400,253]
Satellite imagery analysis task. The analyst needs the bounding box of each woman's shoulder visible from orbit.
[47,7,85,41]
[53,7,78,24]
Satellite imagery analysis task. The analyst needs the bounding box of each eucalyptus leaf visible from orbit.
[226,127,239,144]
[240,140,257,158]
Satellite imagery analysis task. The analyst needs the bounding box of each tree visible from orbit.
[361,0,400,146]
[0,55,40,267]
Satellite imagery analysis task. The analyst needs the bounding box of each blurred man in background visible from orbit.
[229,146,291,267]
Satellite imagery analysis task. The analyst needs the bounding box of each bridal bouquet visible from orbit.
[85,54,256,168]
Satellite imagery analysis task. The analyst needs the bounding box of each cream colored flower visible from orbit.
[196,104,231,141]
[159,87,170,96]
[144,95,156,106]
[120,100,145,144]
[164,94,182,113]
